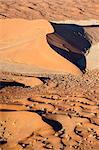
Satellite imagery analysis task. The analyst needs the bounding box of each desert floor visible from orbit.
[0,70,99,150]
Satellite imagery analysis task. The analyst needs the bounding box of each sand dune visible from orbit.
[0,1,99,150]
[0,19,82,75]
[0,19,98,75]
[0,111,55,146]
[51,21,99,70]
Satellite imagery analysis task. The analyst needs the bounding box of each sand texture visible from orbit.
[0,0,99,150]
[0,71,99,150]
[0,19,99,75]
[0,19,83,75]
[0,0,99,20]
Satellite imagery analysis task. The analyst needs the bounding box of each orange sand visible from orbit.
[0,19,82,75]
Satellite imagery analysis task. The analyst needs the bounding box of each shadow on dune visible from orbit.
[0,81,25,89]
[42,116,63,132]
[47,23,92,72]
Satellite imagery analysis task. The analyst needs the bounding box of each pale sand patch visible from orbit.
[11,76,43,87]
[52,20,99,26]
[86,43,99,69]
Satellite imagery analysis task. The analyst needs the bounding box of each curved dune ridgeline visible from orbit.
[0,19,82,75]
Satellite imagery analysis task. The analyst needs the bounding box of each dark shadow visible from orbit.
[50,23,92,53]
[0,138,7,145]
[38,77,50,84]
[18,142,29,148]
[42,116,63,132]
[28,110,46,115]
[0,81,25,89]
[46,23,92,71]
[83,25,99,28]
[0,110,17,111]
[49,44,86,71]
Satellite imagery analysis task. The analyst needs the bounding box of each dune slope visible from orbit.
[0,19,82,75]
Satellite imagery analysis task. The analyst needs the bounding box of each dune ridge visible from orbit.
[0,19,82,75]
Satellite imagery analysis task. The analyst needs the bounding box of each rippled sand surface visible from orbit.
[0,71,99,150]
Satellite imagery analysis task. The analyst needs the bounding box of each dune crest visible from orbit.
[0,19,82,75]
